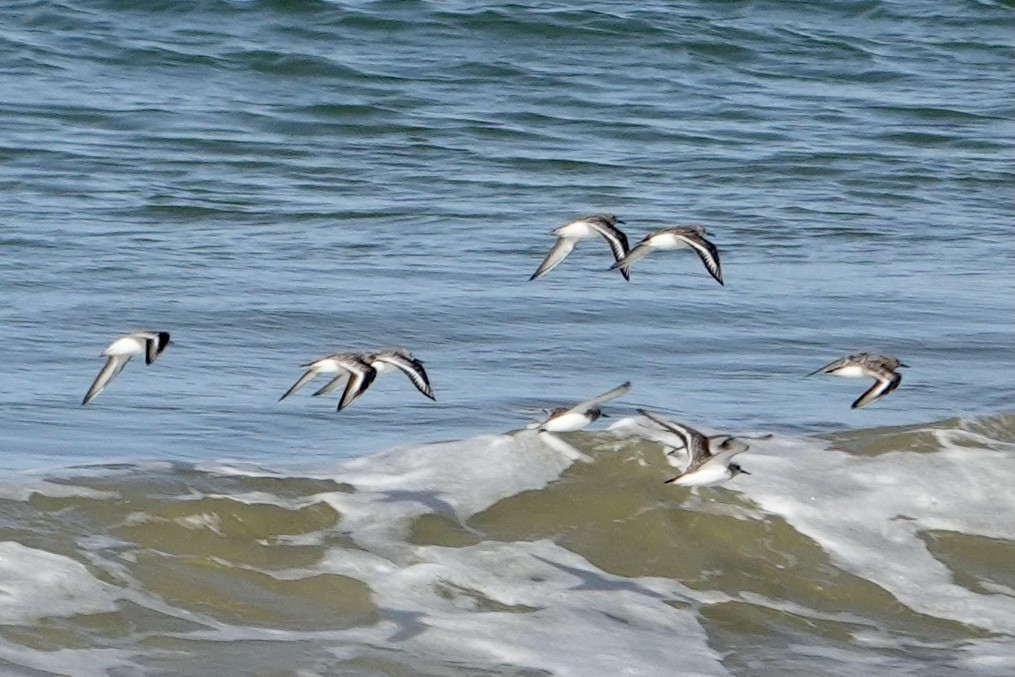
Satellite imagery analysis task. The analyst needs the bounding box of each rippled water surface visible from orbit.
[0,1,1012,675]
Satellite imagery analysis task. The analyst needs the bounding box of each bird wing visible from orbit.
[279,369,322,401]
[571,381,631,411]
[529,238,577,280]
[375,352,435,400]
[706,446,749,466]
[588,221,631,281]
[143,332,171,365]
[712,436,751,455]
[312,372,350,397]
[638,409,709,464]
[678,231,724,285]
[807,356,851,377]
[82,355,131,405]
[610,239,654,270]
[851,372,902,409]
[336,363,378,411]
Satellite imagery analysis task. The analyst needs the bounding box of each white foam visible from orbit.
[0,541,120,625]
[0,478,117,502]
[0,639,135,677]
[209,431,731,675]
[313,432,578,555]
[738,429,1015,634]
[317,539,728,677]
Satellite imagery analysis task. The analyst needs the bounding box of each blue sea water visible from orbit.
[0,1,1013,675]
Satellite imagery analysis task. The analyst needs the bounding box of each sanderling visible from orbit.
[530,214,631,281]
[82,331,172,405]
[531,381,632,432]
[808,352,908,409]
[638,410,769,465]
[285,347,435,411]
[279,351,375,410]
[638,409,750,486]
[611,226,723,285]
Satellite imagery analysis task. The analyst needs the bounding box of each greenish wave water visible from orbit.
[1,413,1014,676]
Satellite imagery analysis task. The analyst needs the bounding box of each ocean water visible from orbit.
[1,0,1013,675]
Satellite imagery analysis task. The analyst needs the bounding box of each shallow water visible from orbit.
[0,0,1013,674]
[2,414,1015,676]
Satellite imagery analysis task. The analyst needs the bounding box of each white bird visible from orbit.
[638,410,750,487]
[531,381,632,432]
[279,351,376,410]
[530,213,631,281]
[82,331,172,405]
[285,347,436,411]
[638,410,770,467]
[808,352,907,409]
[611,226,723,285]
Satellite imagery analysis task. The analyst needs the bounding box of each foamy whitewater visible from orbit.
[1,414,1013,676]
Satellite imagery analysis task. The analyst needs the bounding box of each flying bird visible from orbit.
[807,352,907,409]
[530,213,631,281]
[611,226,723,285]
[279,351,377,410]
[638,409,750,487]
[283,347,435,411]
[82,331,172,405]
[530,381,632,432]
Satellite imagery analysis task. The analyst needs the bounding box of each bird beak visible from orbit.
[740,468,751,475]
[899,362,909,368]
